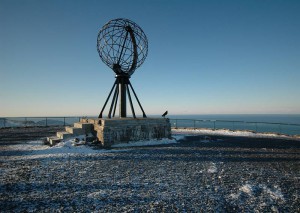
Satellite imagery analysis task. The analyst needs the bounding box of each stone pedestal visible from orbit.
[81,117,171,147]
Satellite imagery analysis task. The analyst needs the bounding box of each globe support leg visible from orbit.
[126,84,136,118]
[108,79,120,118]
[112,86,119,117]
[99,76,147,119]
[128,82,147,118]
[98,79,118,118]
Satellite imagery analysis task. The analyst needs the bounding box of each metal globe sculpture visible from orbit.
[97,18,147,118]
[97,18,148,76]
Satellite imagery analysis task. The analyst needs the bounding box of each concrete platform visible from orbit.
[51,117,171,147]
[80,117,171,147]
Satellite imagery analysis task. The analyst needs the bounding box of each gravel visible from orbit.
[0,128,300,212]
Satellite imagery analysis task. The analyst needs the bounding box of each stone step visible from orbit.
[57,131,74,140]
[94,125,104,132]
[47,136,61,146]
[73,122,94,132]
[65,126,84,135]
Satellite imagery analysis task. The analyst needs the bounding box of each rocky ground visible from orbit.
[0,127,300,212]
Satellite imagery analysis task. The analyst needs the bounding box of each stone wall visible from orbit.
[80,118,171,147]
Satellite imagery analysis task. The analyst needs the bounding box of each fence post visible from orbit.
[213,121,216,130]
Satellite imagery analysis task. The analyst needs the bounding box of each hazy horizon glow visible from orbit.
[1,0,300,117]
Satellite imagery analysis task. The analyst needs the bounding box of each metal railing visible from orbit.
[0,117,83,128]
[170,119,300,136]
[1,117,300,136]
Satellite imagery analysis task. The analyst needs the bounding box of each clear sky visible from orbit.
[1,0,300,117]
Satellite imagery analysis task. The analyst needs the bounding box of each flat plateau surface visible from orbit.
[0,127,300,212]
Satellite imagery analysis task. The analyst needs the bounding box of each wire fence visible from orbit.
[1,117,300,136]
[0,117,82,128]
[170,119,300,136]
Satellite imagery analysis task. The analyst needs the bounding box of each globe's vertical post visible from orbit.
[119,75,127,117]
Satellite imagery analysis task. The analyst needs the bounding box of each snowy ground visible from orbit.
[173,128,300,140]
[0,129,300,212]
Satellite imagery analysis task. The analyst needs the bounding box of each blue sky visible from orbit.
[1,0,299,116]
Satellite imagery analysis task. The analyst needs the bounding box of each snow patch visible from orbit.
[1,138,131,160]
[207,162,217,173]
[172,128,298,140]
[2,136,178,160]
[264,185,285,201]
[87,190,108,199]
[240,184,254,195]
[229,183,285,204]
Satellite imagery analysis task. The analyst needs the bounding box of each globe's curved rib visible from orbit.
[97,18,148,75]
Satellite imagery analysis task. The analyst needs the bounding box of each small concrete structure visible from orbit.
[48,118,171,147]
